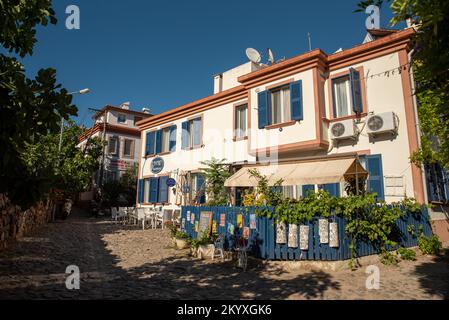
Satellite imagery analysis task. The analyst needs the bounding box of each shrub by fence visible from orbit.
[181,205,433,261]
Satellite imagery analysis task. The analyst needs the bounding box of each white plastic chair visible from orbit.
[135,208,146,230]
[118,207,128,224]
[143,207,155,229]
[111,207,118,221]
[154,209,163,229]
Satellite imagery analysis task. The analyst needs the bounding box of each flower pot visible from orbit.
[197,244,215,260]
[175,238,188,249]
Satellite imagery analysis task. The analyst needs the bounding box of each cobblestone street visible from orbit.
[0,210,447,300]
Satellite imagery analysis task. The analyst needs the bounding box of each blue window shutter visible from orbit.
[155,130,162,154]
[146,131,155,156]
[258,91,270,129]
[181,121,189,150]
[290,80,303,121]
[349,68,363,114]
[158,176,169,203]
[138,179,144,203]
[366,154,385,201]
[169,125,177,152]
[149,177,159,203]
[193,118,202,147]
[322,183,341,197]
[196,174,206,204]
[302,185,315,197]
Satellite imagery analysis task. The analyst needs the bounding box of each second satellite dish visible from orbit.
[246,48,261,64]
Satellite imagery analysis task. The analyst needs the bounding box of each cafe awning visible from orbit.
[224,158,368,187]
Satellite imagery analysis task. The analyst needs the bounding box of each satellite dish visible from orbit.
[246,48,261,64]
[267,48,275,65]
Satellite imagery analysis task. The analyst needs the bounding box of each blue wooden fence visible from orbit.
[180,206,433,261]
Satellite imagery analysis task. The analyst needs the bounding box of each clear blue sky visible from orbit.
[20,0,399,126]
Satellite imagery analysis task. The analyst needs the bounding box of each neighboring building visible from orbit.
[135,28,429,212]
[78,102,152,188]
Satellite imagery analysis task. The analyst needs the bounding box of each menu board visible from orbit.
[197,211,213,239]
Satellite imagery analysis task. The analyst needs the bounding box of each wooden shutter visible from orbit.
[302,185,315,196]
[155,130,162,154]
[146,131,155,156]
[366,154,385,201]
[258,91,270,129]
[290,80,303,121]
[349,68,363,114]
[321,183,341,197]
[149,177,159,203]
[138,179,144,203]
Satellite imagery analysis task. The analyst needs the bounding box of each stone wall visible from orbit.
[0,194,53,250]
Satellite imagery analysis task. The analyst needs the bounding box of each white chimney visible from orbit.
[142,107,151,114]
[120,102,130,110]
[213,73,223,94]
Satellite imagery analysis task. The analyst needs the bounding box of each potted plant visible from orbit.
[166,222,190,249]
[191,231,218,259]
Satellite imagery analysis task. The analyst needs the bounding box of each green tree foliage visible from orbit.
[0,0,77,207]
[200,158,231,206]
[356,0,449,167]
[22,122,103,199]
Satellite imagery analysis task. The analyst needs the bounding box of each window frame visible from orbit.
[117,113,127,124]
[108,136,119,155]
[327,66,367,122]
[122,139,135,158]
[233,102,248,141]
[182,115,203,150]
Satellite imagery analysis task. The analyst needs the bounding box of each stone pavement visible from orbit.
[0,209,447,300]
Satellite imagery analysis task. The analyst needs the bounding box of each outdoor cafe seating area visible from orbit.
[110,206,181,230]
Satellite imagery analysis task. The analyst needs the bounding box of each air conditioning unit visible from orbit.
[330,119,358,141]
[366,112,398,136]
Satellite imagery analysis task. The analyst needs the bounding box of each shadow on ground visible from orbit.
[412,248,449,299]
[0,208,341,300]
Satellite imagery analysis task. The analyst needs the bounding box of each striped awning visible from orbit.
[224,158,368,187]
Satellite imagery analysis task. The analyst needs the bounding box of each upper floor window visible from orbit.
[234,104,247,139]
[145,125,177,156]
[332,75,352,118]
[108,136,118,155]
[258,80,303,129]
[134,116,143,126]
[123,139,135,158]
[182,117,202,150]
[270,87,291,125]
[160,127,171,153]
[117,113,126,124]
[331,68,364,119]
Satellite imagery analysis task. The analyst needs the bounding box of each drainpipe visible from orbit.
[98,115,107,187]
[408,49,429,204]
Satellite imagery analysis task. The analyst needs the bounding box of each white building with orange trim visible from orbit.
[135,28,428,213]
[78,103,152,186]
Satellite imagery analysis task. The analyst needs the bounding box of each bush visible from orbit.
[397,247,417,261]
[380,251,399,266]
[418,234,442,255]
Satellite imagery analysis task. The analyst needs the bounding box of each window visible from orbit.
[191,173,205,204]
[141,176,169,204]
[117,114,126,124]
[134,116,143,126]
[331,68,364,118]
[108,137,118,155]
[332,75,352,118]
[234,104,248,139]
[160,127,171,153]
[123,139,134,158]
[258,80,303,129]
[270,87,291,125]
[182,117,202,150]
[145,125,177,156]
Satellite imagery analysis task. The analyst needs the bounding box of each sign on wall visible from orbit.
[197,211,213,239]
[276,221,286,244]
[329,222,339,248]
[288,224,298,248]
[319,219,329,244]
[167,178,176,187]
[151,157,164,174]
